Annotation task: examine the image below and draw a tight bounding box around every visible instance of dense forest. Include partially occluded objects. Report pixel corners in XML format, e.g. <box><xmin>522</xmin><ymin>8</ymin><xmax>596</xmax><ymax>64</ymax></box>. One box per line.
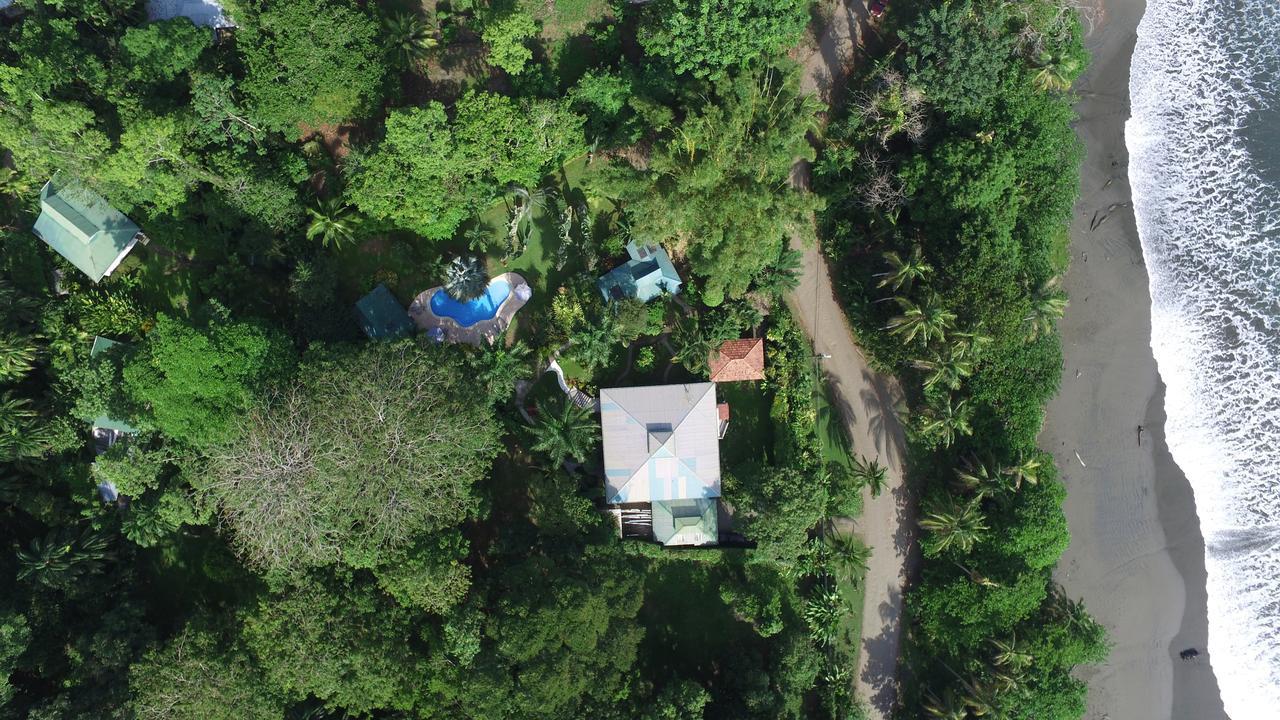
<box><xmin>816</xmin><ymin>1</ymin><xmax>1109</xmax><ymax>718</ymax></box>
<box><xmin>0</xmin><ymin>0</ymin><xmax>1103</xmax><ymax>718</ymax></box>
<box><xmin>0</xmin><ymin>0</ymin><xmax>870</xmax><ymax>718</ymax></box>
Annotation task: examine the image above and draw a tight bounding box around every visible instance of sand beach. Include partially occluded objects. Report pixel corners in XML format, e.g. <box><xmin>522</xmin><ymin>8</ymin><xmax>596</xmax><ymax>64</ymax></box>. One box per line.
<box><xmin>1040</xmin><ymin>0</ymin><xmax>1229</xmax><ymax>717</ymax></box>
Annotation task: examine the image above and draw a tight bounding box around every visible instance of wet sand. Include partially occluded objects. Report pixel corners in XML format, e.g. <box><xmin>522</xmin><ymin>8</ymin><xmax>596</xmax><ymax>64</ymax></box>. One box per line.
<box><xmin>1041</xmin><ymin>0</ymin><xmax>1229</xmax><ymax>717</ymax></box>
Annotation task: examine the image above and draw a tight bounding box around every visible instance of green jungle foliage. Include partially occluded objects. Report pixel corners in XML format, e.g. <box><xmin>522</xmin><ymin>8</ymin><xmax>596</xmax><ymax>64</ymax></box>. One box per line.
<box><xmin>815</xmin><ymin>0</ymin><xmax>1105</xmax><ymax>718</ymax></box>
<box><xmin>0</xmin><ymin>0</ymin><xmax>888</xmax><ymax>717</ymax></box>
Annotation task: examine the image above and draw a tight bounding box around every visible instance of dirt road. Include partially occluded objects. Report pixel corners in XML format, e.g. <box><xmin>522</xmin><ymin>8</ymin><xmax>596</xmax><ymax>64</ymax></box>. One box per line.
<box><xmin>788</xmin><ymin>3</ymin><xmax>915</xmax><ymax>717</ymax></box>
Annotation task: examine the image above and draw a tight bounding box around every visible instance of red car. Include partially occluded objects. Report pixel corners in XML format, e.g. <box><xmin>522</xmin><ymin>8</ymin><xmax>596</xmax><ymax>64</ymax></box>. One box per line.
<box><xmin>870</xmin><ymin>0</ymin><xmax>887</xmax><ymax>17</ymax></box>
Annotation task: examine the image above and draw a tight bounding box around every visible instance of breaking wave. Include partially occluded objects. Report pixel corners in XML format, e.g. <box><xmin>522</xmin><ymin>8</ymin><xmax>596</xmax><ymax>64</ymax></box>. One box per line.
<box><xmin>1127</xmin><ymin>0</ymin><xmax>1280</xmax><ymax>717</ymax></box>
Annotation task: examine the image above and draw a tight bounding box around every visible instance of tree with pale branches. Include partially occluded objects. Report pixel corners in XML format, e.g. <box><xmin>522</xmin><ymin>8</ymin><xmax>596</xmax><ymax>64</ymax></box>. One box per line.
<box><xmin>200</xmin><ymin>342</ymin><xmax>501</xmax><ymax>574</ymax></box>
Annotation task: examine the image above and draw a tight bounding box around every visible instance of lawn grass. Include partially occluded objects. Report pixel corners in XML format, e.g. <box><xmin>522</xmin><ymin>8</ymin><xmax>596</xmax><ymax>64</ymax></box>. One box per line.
<box><xmin>719</xmin><ymin>381</ymin><xmax>775</xmax><ymax>470</ymax></box>
<box><xmin>833</xmin><ymin>536</ymin><xmax>868</xmax><ymax>671</ymax></box>
<box><xmin>814</xmin><ymin>373</ymin><xmax>856</xmax><ymax>472</ymax></box>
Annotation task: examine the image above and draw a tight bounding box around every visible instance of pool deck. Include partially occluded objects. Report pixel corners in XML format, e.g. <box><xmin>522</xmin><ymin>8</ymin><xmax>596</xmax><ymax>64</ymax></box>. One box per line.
<box><xmin>407</xmin><ymin>272</ymin><xmax>530</xmax><ymax>346</ymax></box>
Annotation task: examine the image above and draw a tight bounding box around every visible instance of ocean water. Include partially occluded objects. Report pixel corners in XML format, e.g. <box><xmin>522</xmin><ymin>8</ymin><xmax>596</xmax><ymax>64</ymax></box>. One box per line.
<box><xmin>1126</xmin><ymin>0</ymin><xmax>1280</xmax><ymax>717</ymax></box>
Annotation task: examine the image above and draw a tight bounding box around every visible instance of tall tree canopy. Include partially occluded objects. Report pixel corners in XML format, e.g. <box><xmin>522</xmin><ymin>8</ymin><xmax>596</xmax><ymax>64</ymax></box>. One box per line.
<box><xmin>239</xmin><ymin>0</ymin><xmax>387</xmax><ymax>135</ymax></box>
<box><xmin>595</xmin><ymin>68</ymin><xmax>819</xmax><ymax>305</ymax></box>
<box><xmin>199</xmin><ymin>341</ymin><xmax>502</xmax><ymax>574</ymax></box>
<box><xmin>122</xmin><ymin>314</ymin><xmax>294</xmax><ymax>447</ymax></box>
<box><xmin>346</xmin><ymin>93</ymin><xmax>583</xmax><ymax>239</ymax></box>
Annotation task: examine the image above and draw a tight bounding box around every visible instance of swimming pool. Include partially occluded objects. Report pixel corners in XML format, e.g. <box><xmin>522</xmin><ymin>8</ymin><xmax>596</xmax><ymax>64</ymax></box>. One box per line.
<box><xmin>429</xmin><ymin>279</ymin><xmax>511</xmax><ymax>328</ymax></box>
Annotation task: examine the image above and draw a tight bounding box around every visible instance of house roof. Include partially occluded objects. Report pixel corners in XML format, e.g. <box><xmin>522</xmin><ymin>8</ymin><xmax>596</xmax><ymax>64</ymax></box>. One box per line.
<box><xmin>597</xmin><ymin>242</ymin><xmax>682</xmax><ymax>303</ymax></box>
<box><xmin>146</xmin><ymin>0</ymin><xmax>234</xmax><ymax>27</ymax></box>
<box><xmin>708</xmin><ymin>338</ymin><xmax>765</xmax><ymax>382</ymax></box>
<box><xmin>600</xmin><ymin>382</ymin><xmax>720</xmax><ymax>504</ymax></box>
<box><xmin>34</xmin><ymin>177</ymin><xmax>141</xmax><ymax>283</ymax></box>
<box><xmin>355</xmin><ymin>284</ymin><xmax>415</xmax><ymax>340</ymax></box>
<box><xmin>652</xmin><ymin>498</ymin><xmax>718</xmax><ymax>546</ymax></box>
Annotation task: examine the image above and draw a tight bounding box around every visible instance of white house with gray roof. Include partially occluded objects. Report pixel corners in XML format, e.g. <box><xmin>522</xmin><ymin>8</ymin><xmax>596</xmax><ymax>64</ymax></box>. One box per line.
<box><xmin>600</xmin><ymin>382</ymin><xmax>721</xmax><ymax>546</ymax></box>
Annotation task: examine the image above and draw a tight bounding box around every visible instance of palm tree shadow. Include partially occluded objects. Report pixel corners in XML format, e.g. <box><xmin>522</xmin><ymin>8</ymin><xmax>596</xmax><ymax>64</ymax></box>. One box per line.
<box><xmin>859</xmin><ymin>367</ymin><xmax>907</xmax><ymax>463</ymax></box>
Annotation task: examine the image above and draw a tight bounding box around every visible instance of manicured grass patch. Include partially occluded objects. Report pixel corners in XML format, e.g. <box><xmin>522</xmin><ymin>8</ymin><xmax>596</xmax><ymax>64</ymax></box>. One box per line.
<box><xmin>834</xmin><ymin>537</ymin><xmax>868</xmax><ymax>670</ymax></box>
<box><xmin>719</xmin><ymin>381</ymin><xmax>775</xmax><ymax>470</ymax></box>
<box><xmin>522</xmin><ymin>0</ymin><xmax>614</xmax><ymax>41</ymax></box>
<box><xmin>814</xmin><ymin>377</ymin><xmax>855</xmax><ymax>472</ymax></box>
<box><xmin>333</xmin><ymin>232</ymin><xmax>444</xmax><ymax>305</ymax></box>
<box><xmin>556</xmin><ymin>355</ymin><xmax>591</xmax><ymax>383</ymax></box>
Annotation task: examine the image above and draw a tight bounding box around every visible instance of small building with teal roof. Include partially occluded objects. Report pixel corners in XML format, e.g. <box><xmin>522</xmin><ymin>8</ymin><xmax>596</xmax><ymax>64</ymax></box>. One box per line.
<box><xmin>355</xmin><ymin>284</ymin><xmax>415</xmax><ymax>340</ymax></box>
<box><xmin>33</xmin><ymin>176</ymin><xmax>145</xmax><ymax>283</ymax></box>
<box><xmin>597</xmin><ymin>241</ymin><xmax>682</xmax><ymax>303</ymax></box>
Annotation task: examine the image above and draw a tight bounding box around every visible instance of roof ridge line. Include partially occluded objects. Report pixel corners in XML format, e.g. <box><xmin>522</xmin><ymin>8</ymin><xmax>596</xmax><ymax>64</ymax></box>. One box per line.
<box><xmin>615</xmin><ymin>383</ymin><xmax>715</xmax><ymax>499</ymax></box>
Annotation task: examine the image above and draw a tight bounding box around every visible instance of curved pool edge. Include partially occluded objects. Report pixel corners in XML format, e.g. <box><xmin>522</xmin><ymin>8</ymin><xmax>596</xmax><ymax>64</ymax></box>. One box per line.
<box><xmin>407</xmin><ymin>272</ymin><xmax>531</xmax><ymax>346</ymax></box>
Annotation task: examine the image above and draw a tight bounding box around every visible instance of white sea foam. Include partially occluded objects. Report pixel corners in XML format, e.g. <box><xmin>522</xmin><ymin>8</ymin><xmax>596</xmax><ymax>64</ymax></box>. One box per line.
<box><xmin>1127</xmin><ymin>1</ymin><xmax>1280</xmax><ymax>718</ymax></box>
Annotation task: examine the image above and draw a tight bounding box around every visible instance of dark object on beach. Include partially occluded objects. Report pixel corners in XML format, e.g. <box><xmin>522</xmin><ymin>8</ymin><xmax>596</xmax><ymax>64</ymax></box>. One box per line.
<box><xmin>1137</xmin><ymin>424</ymin><xmax>1145</xmax><ymax>446</ymax></box>
<box><xmin>1180</xmin><ymin>648</ymin><xmax>1200</xmax><ymax>661</ymax></box>
<box><xmin>870</xmin><ymin>0</ymin><xmax>887</xmax><ymax>17</ymax></box>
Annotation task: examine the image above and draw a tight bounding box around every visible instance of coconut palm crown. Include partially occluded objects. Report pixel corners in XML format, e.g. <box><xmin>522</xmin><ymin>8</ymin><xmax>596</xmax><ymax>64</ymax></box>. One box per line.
<box><xmin>443</xmin><ymin>256</ymin><xmax>489</xmax><ymax>302</ymax></box>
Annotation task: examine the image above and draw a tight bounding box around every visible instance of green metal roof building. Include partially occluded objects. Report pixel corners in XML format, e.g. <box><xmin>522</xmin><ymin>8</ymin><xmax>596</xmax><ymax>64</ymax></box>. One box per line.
<box><xmin>355</xmin><ymin>284</ymin><xmax>415</xmax><ymax>340</ymax></box>
<box><xmin>652</xmin><ymin>498</ymin><xmax>718</xmax><ymax>546</ymax></box>
<box><xmin>33</xmin><ymin>177</ymin><xmax>143</xmax><ymax>283</ymax></box>
<box><xmin>597</xmin><ymin>241</ymin><xmax>682</xmax><ymax>304</ymax></box>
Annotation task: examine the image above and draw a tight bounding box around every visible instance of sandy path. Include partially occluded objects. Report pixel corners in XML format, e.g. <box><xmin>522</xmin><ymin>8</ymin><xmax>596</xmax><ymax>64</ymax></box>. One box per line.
<box><xmin>1040</xmin><ymin>0</ymin><xmax>1229</xmax><ymax>717</ymax></box>
<box><xmin>790</xmin><ymin>3</ymin><xmax>913</xmax><ymax>717</ymax></box>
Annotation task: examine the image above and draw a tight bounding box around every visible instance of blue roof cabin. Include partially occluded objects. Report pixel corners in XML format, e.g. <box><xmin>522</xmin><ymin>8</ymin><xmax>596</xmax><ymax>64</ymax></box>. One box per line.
<box><xmin>597</xmin><ymin>241</ymin><xmax>681</xmax><ymax>303</ymax></box>
<box><xmin>355</xmin><ymin>284</ymin><xmax>415</xmax><ymax>340</ymax></box>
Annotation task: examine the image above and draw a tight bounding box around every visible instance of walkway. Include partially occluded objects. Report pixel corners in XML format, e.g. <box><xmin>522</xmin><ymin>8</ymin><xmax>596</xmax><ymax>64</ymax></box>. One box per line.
<box><xmin>789</xmin><ymin>2</ymin><xmax>915</xmax><ymax>718</ymax></box>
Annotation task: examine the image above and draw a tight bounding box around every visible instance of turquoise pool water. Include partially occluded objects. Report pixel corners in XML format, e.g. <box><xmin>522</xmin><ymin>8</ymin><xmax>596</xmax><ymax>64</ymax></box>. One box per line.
<box><xmin>430</xmin><ymin>279</ymin><xmax>511</xmax><ymax>328</ymax></box>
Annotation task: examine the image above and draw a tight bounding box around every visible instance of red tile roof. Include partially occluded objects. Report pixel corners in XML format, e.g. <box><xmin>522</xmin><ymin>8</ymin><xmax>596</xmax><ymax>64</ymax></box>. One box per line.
<box><xmin>708</xmin><ymin>338</ymin><xmax>765</xmax><ymax>382</ymax></box>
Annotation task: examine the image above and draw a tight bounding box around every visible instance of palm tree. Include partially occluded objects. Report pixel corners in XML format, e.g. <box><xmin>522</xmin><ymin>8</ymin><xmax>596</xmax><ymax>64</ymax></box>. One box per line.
<box><xmin>1024</xmin><ymin>278</ymin><xmax>1067</xmax><ymax>340</ymax></box>
<box><xmin>16</xmin><ymin>526</ymin><xmax>110</xmax><ymax>590</ymax></box>
<box><xmin>949</xmin><ymin>328</ymin><xmax>993</xmax><ymax>362</ymax></box>
<box><xmin>671</xmin><ymin>316</ymin><xmax>712</xmax><ymax>373</ymax></box>
<box><xmin>1033</xmin><ymin>51</ymin><xmax>1081</xmax><ymax>92</ymax></box>
<box><xmin>826</xmin><ymin>532</ymin><xmax>871</xmax><ymax>577</ymax></box>
<box><xmin>990</xmin><ymin>634</ymin><xmax>1034</xmax><ymax>675</ymax></box>
<box><xmin>306</xmin><ymin>197</ymin><xmax>361</xmax><ymax>249</ymax></box>
<box><xmin>802</xmin><ymin>589</ymin><xmax>843</xmax><ymax>646</ymax></box>
<box><xmin>887</xmin><ymin>293</ymin><xmax>954</xmax><ymax>346</ymax></box>
<box><xmin>0</xmin><ymin>332</ymin><xmax>37</xmax><ymax>384</ymax></box>
<box><xmin>922</xmin><ymin>688</ymin><xmax>968</xmax><ymax>720</ymax></box>
<box><xmin>952</xmin><ymin>456</ymin><xmax>1003</xmax><ymax>500</ymax></box>
<box><xmin>479</xmin><ymin>341</ymin><xmax>533</xmax><ymax>390</ymax></box>
<box><xmin>753</xmin><ymin>247</ymin><xmax>803</xmax><ymax>297</ymax></box>
<box><xmin>569</xmin><ymin>320</ymin><xmax>616</xmax><ymax>371</ymax></box>
<box><xmin>876</xmin><ymin>245</ymin><xmax>932</xmax><ymax>293</ymax></box>
<box><xmin>444</xmin><ymin>256</ymin><xmax>489</xmax><ymax>302</ymax></box>
<box><xmin>919</xmin><ymin>493</ymin><xmax>988</xmax><ymax>556</ymax></box>
<box><xmin>917</xmin><ymin>394</ymin><xmax>974</xmax><ymax>448</ymax></box>
<box><xmin>527</xmin><ymin>396</ymin><xmax>599</xmax><ymax>465</ymax></box>
<box><xmin>0</xmin><ymin>392</ymin><xmax>53</xmax><ymax>462</ymax></box>
<box><xmin>913</xmin><ymin>352</ymin><xmax>974</xmax><ymax>392</ymax></box>
<box><xmin>851</xmin><ymin>454</ymin><xmax>888</xmax><ymax>498</ymax></box>
<box><xmin>1002</xmin><ymin>452</ymin><xmax>1042</xmax><ymax>492</ymax></box>
<box><xmin>506</xmin><ymin>185</ymin><xmax>555</xmax><ymax>257</ymax></box>
<box><xmin>383</xmin><ymin>11</ymin><xmax>439</xmax><ymax>68</ymax></box>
